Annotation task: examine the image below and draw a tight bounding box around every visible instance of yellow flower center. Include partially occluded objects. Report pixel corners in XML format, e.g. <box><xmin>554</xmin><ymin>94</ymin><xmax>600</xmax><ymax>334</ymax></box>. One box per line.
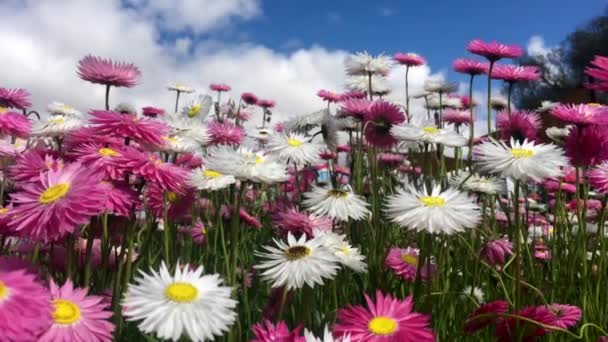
<box><xmin>203</xmin><ymin>170</ymin><xmax>222</xmax><ymax>178</ymax></box>
<box><xmin>328</xmin><ymin>189</ymin><xmax>349</xmax><ymax>198</ymax></box>
<box><xmin>201</xmin><ymin>226</ymin><xmax>207</xmax><ymax>234</ymax></box>
<box><xmin>340</xmin><ymin>246</ymin><xmax>351</xmax><ymax>254</ymax></box>
<box><xmin>420</xmin><ymin>196</ymin><xmax>446</xmax><ymax>207</ymax></box>
<box><xmin>62</xmin><ymin>105</ymin><xmax>74</xmax><ymax>111</ymax></box>
<box><xmin>0</xmin><ymin>107</ymin><xmax>7</xmax><ymax>114</ymax></box>
<box><xmin>165</xmin><ymin>282</ymin><xmax>198</xmax><ymax>303</ymax></box>
<box><xmin>187</xmin><ymin>104</ymin><xmax>201</xmax><ymax>118</ymax></box>
<box><xmin>0</xmin><ymin>207</ymin><xmax>9</xmax><ymax>215</ymax></box>
<box><xmin>287</xmin><ymin>138</ymin><xmax>303</xmax><ymax>147</ymax></box>
<box><xmin>255</xmin><ymin>156</ymin><xmax>264</xmax><ymax>164</ymax></box>
<box><xmin>163</xmin><ymin>136</ymin><xmax>178</xmax><ymax>144</ymax></box>
<box><xmin>510</xmin><ymin>148</ymin><xmax>534</xmax><ymax>158</ymax></box>
<box><xmin>422</xmin><ymin>127</ymin><xmax>439</xmax><ymax>135</ymax></box>
<box><xmin>52</xmin><ymin>299</ymin><xmax>81</xmax><ymax>325</ymax></box>
<box><xmin>39</xmin><ymin>183</ymin><xmax>70</xmax><ymax>204</ymax></box>
<box><xmin>0</xmin><ymin>280</ymin><xmax>8</xmax><ymax>301</ymax></box>
<box><xmin>588</xmin><ymin>103</ymin><xmax>602</xmax><ymax>107</ymax></box>
<box><xmin>401</xmin><ymin>254</ymin><xmax>418</xmax><ymax>266</ymax></box>
<box><xmin>49</xmin><ymin>117</ymin><xmax>65</xmax><ymax>124</ymax></box>
<box><xmin>368</xmin><ymin>316</ymin><xmax>398</xmax><ymax>336</ymax></box>
<box><xmin>98</xmin><ymin>147</ymin><xmax>120</xmax><ymax>158</ymax></box>
<box><xmin>167</xmin><ymin>192</ymin><xmax>178</xmax><ymax>202</ymax></box>
<box><xmin>284</xmin><ymin>245</ymin><xmax>311</xmax><ymax>260</ymax></box>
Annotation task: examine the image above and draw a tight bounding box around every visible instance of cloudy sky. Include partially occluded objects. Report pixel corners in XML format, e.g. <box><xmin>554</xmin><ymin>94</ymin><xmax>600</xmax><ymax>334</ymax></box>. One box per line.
<box><xmin>1</xmin><ymin>0</ymin><xmax>605</xmax><ymax>131</ymax></box>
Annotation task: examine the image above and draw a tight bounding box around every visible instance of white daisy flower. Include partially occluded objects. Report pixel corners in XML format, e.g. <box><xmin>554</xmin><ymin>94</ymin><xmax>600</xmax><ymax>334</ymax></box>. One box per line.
<box><xmin>305</xmin><ymin>326</ymin><xmax>351</xmax><ymax>342</ymax></box>
<box><xmin>254</xmin><ymin>232</ymin><xmax>340</xmax><ymax>289</ymax></box>
<box><xmin>188</xmin><ymin>166</ymin><xmax>237</xmax><ymax>191</ymax></box>
<box><xmin>167</xmin><ymin>83</ymin><xmax>195</xmax><ymax>93</ymax></box>
<box><xmin>384</xmin><ymin>184</ymin><xmax>481</xmax><ymax>234</ymax></box>
<box><xmin>251</xmin><ymin>127</ymin><xmax>273</xmax><ymax>142</ymax></box>
<box><xmin>423</xmin><ymin>79</ymin><xmax>458</xmax><ymax>93</ymax></box>
<box><xmin>31</xmin><ymin>115</ymin><xmax>83</xmax><ymax>137</ymax></box>
<box><xmin>474</xmin><ymin>138</ymin><xmax>568</xmax><ymax>181</ymax></box>
<box><xmin>444</xmin><ymin>96</ymin><xmax>463</xmax><ymax>109</ymax></box>
<box><xmin>545</xmin><ymin>125</ymin><xmax>572</xmax><ymax>144</ymax></box>
<box><xmin>315</xmin><ymin>232</ymin><xmax>367</xmax><ymax>273</ymax></box>
<box><xmin>164</xmin><ymin>114</ymin><xmax>210</xmax><ymax>146</ymax></box>
<box><xmin>346</xmin><ymin>75</ymin><xmax>390</xmax><ymax>95</ymax></box>
<box><xmin>538</xmin><ymin>100</ymin><xmax>558</xmax><ymax>113</ymax></box>
<box><xmin>391</xmin><ymin>120</ymin><xmax>467</xmax><ymax>147</ymax></box>
<box><xmin>159</xmin><ymin>135</ymin><xmax>200</xmax><ymax>153</ymax></box>
<box><xmin>122</xmin><ymin>262</ymin><xmax>236</xmax><ymax>342</ymax></box>
<box><xmin>344</xmin><ymin>52</ymin><xmax>392</xmax><ymax>76</ymax></box>
<box><xmin>284</xmin><ymin>109</ymin><xmax>327</xmax><ymax>131</ymax></box>
<box><xmin>268</xmin><ymin>132</ymin><xmax>322</xmax><ymax>166</ymax></box>
<box><xmin>205</xmin><ymin>145</ymin><xmax>289</xmax><ymax>184</ymax></box>
<box><xmin>461</xmin><ymin>286</ymin><xmax>485</xmax><ymax>304</ymax></box>
<box><xmin>181</xmin><ymin>94</ymin><xmax>212</xmax><ymax>119</ymax></box>
<box><xmin>450</xmin><ymin>171</ymin><xmax>507</xmax><ymax>195</ymax></box>
<box><xmin>302</xmin><ymin>186</ymin><xmax>370</xmax><ymax>222</ymax></box>
<box><xmin>47</xmin><ymin>101</ymin><xmax>82</xmax><ymax>118</ymax></box>
<box><xmin>490</xmin><ymin>96</ymin><xmax>508</xmax><ymax>110</ymax></box>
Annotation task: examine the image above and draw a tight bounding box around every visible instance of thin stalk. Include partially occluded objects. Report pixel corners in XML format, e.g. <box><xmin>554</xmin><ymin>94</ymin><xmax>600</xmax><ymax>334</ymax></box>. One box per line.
<box><xmin>486</xmin><ymin>61</ymin><xmax>495</xmax><ymax>136</ymax></box>
<box><xmin>467</xmin><ymin>74</ymin><xmax>475</xmax><ymax>168</ymax></box>
<box><xmin>105</xmin><ymin>84</ymin><xmax>111</xmax><ymax>111</ymax></box>
<box><xmin>174</xmin><ymin>90</ymin><xmax>181</xmax><ymax>113</ymax></box>
<box><xmin>405</xmin><ymin>66</ymin><xmax>410</xmax><ymax>119</ymax></box>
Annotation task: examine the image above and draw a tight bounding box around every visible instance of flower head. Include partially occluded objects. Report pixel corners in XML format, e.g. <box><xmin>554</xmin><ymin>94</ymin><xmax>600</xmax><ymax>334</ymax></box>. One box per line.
<box><xmin>453</xmin><ymin>58</ymin><xmax>489</xmax><ymax>75</ymax></box>
<box><xmin>497</xmin><ymin>110</ymin><xmax>541</xmax><ymax>142</ymax></box>
<box><xmin>142</xmin><ymin>106</ymin><xmax>165</xmax><ymax>117</ymax></box>
<box><xmin>317</xmin><ymin>89</ymin><xmax>342</xmax><ymax>103</ymax></box>
<box><xmin>340</xmin><ymin>98</ymin><xmax>371</xmax><ymax>120</ymax></box>
<box><xmin>565</xmin><ymin>125</ymin><xmax>608</xmax><ymax>166</ymax></box>
<box><xmin>302</xmin><ymin>186</ymin><xmax>370</xmax><ymax>222</ymax></box>
<box><xmin>268</xmin><ymin>132</ymin><xmax>322</xmax><ymax>165</ymax></box>
<box><xmin>391</xmin><ymin>120</ymin><xmax>467</xmax><ymax>147</ymax></box>
<box><xmin>345</xmin><ymin>52</ymin><xmax>392</xmax><ymax>76</ymax></box>
<box><xmin>251</xmin><ymin>320</ymin><xmax>304</xmax><ymax>342</ymax></box>
<box><xmin>188</xmin><ymin>166</ymin><xmax>237</xmax><ymax>191</ymax></box>
<box><xmin>181</xmin><ymin>94</ymin><xmax>212</xmax><ymax>119</ymax></box>
<box><xmin>167</xmin><ymin>83</ymin><xmax>194</xmax><ymax>93</ymax></box>
<box><xmin>0</xmin><ymin>109</ymin><xmax>31</xmax><ymax>138</ymax></box>
<box><xmin>346</xmin><ymin>75</ymin><xmax>391</xmax><ymax>96</ymax></box>
<box><xmin>209</xmin><ymin>83</ymin><xmax>231</xmax><ymax>92</ymax></box>
<box><xmin>464</xmin><ymin>300</ymin><xmax>509</xmax><ymax>333</ymax></box>
<box><xmin>241</xmin><ymin>92</ymin><xmax>259</xmax><ymax>105</ymax></box>
<box><xmin>272</xmin><ymin>207</ymin><xmax>333</xmax><ymax>237</ymax></box>
<box><xmin>385</xmin><ymin>247</ymin><xmax>433</xmax><ymax>282</ymax></box>
<box><xmin>89</xmin><ymin>110</ymin><xmax>168</xmax><ymax>146</ymax></box>
<box><xmin>588</xmin><ymin>162</ymin><xmax>608</xmax><ymax>193</ymax></box>
<box><xmin>77</xmin><ymin>55</ymin><xmax>140</xmax><ymax>87</ymax></box>
<box><xmin>491</xmin><ymin>64</ymin><xmax>541</xmax><ymax>82</ymax></box>
<box><xmin>393</xmin><ymin>52</ymin><xmax>426</xmax><ymax>67</ymax></box>
<box><xmin>480</xmin><ymin>238</ymin><xmax>513</xmax><ymax>266</ymax></box>
<box><xmin>443</xmin><ymin>109</ymin><xmax>472</xmax><ymax>125</ymax></box>
<box><xmin>115</xmin><ymin>147</ymin><xmax>188</xmax><ymax>193</ymax></box>
<box><xmin>257</xmin><ymin>99</ymin><xmax>275</xmax><ymax>108</ymax></box>
<box><xmin>584</xmin><ymin>55</ymin><xmax>608</xmax><ymax>92</ymax></box>
<box><xmin>545</xmin><ymin>304</ymin><xmax>581</xmax><ymax>329</ymax></box>
<box><xmin>364</xmin><ymin>100</ymin><xmax>405</xmax><ymax>148</ymax></box>
<box><xmin>0</xmin><ymin>88</ymin><xmax>31</xmax><ymax>109</ymax></box>
<box><xmin>208</xmin><ymin>120</ymin><xmax>245</xmax><ymax>145</ymax></box>
<box><xmin>467</xmin><ymin>39</ymin><xmax>523</xmax><ymax>62</ymax></box>
<box><xmin>550</xmin><ymin>103</ymin><xmax>608</xmax><ymax>126</ymax></box>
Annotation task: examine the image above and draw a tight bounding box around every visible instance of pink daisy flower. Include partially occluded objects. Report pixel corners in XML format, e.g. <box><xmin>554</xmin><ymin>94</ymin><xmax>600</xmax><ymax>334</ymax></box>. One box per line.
<box><xmin>100</xmin><ymin>181</ymin><xmax>140</xmax><ymax>217</ymax></box>
<box><xmin>543</xmin><ymin>180</ymin><xmax>577</xmax><ymax>194</ymax></box>
<box><xmin>221</xmin><ymin>205</ymin><xmax>262</xmax><ymax>229</ymax></box>
<box><xmin>257</xmin><ymin>99</ymin><xmax>275</xmax><ymax>109</ymax></box>
<box><xmin>71</xmin><ymin>143</ymin><xmax>125</xmax><ymax>180</ymax></box>
<box><xmin>565</xmin><ymin>126</ymin><xmax>608</xmax><ymax>167</ymax></box>
<box><xmin>467</xmin><ymin>39</ymin><xmax>523</xmax><ymax>62</ymax></box>
<box><xmin>65</xmin><ymin>126</ymin><xmax>124</xmax><ymax>151</ymax></box>
<box><xmin>39</xmin><ymin>279</ymin><xmax>114</xmax><ymax>342</ymax></box>
<box><xmin>460</xmin><ymin>95</ymin><xmax>475</xmax><ymax>109</ymax></box>
<box><xmin>334</xmin><ymin>290</ymin><xmax>435</xmax><ymax>341</ymax></box>
<box><xmin>443</xmin><ymin>109</ymin><xmax>472</xmax><ymax>126</ymax></box>
<box><xmin>146</xmin><ymin>181</ymin><xmax>195</xmax><ymax>219</ymax></box>
<box><xmin>180</xmin><ymin>220</ymin><xmax>207</xmax><ymax>245</ymax></box>
<box><xmin>115</xmin><ymin>148</ymin><xmax>188</xmax><ymax>193</ymax></box>
<box><xmin>0</xmin><ymin>109</ymin><xmax>32</xmax><ymax>138</ymax></box>
<box><xmin>272</xmin><ymin>207</ymin><xmax>333</xmax><ymax>237</ymax></box>
<box><xmin>464</xmin><ymin>300</ymin><xmax>509</xmax><ymax>333</ymax></box>
<box><xmin>588</xmin><ymin>162</ymin><xmax>608</xmax><ymax>193</ymax></box>
<box><xmin>340</xmin><ymin>98</ymin><xmax>372</xmax><ymax>120</ymax></box>
<box><xmin>142</xmin><ymin>106</ymin><xmax>165</xmax><ymax>117</ymax></box>
<box><xmin>496</xmin><ymin>110</ymin><xmax>540</xmax><ymax>142</ymax></box>
<box><xmin>585</xmin><ymin>55</ymin><xmax>608</xmax><ymax>92</ymax></box>
<box><xmin>550</xmin><ymin>103</ymin><xmax>608</xmax><ymax>126</ymax></box>
<box><xmin>319</xmin><ymin>150</ymin><xmax>338</xmax><ymax>160</ymax></box>
<box><xmin>251</xmin><ymin>320</ymin><xmax>304</xmax><ymax>342</ymax></box>
<box><xmin>495</xmin><ymin>306</ymin><xmax>553</xmax><ymax>342</ymax></box>
<box><xmin>9</xmin><ymin>150</ymin><xmax>64</xmax><ymax>183</ymax></box>
<box><xmin>89</xmin><ymin>110</ymin><xmax>168</xmax><ymax>146</ymax></box>
<box><xmin>491</xmin><ymin>64</ymin><xmax>541</xmax><ymax>82</ymax></box>
<box><xmin>533</xmin><ymin>242</ymin><xmax>552</xmax><ymax>260</ymax></box>
<box><xmin>208</xmin><ymin>120</ymin><xmax>245</xmax><ymax>145</ymax></box>
<box><xmin>337</xmin><ymin>144</ymin><xmax>352</xmax><ymax>153</ymax></box>
<box><xmin>545</xmin><ymin>304</ymin><xmax>581</xmax><ymax>329</ymax></box>
<box><xmin>480</xmin><ymin>238</ymin><xmax>513</xmax><ymax>266</ymax></box>
<box><xmin>385</xmin><ymin>247</ymin><xmax>434</xmax><ymax>282</ymax></box>
<box><xmin>393</xmin><ymin>52</ymin><xmax>426</xmax><ymax>66</ymax></box>
<box><xmin>77</xmin><ymin>54</ymin><xmax>140</xmax><ymax>87</ymax></box>
<box><xmin>209</xmin><ymin>83</ymin><xmax>231</xmax><ymax>92</ymax></box>
<box><xmin>175</xmin><ymin>153</ymin><xmax>204</xmax><ymax>170</ymax></box>
<box><xmin>364</xmin><ymin>100</ymin><xmax>405</xmax><ymax>148</ymax></box>
<box><xmin>9</xmin><ymin>162</ymin><xmax>106</xmax><ymax>242</ymax></box>
<box><xmin>453</xmin><ymin>58</ymin><xmax>489</xmax><ymax>75</ymax></box>
<box><xmin>0</xmin><ymin>268</ymin><xmax>53</xmax><ymax>341</ymax></box>
<box><xmin>340</xmin><ymin>90</ymin><xmax>367</xmax><ymax>100</ymax></box>
<box><xmin>241</xmin><ymin>92</ymin><xmax>259</xmax><ymax>105</ymax></box>
<box><xmin>317</xmin><ymin>89</ymin><xmax>342</xmax><ymax>103</ymax></box>
<box><xmin>377</xmin><ymin>152</ymin><xmax>405</xmax><ymax>166</ymax></box>
<box><xmin>0</xmin><ymin>88</ymin><xmax>32</xmax><ymax>109</ymax></box>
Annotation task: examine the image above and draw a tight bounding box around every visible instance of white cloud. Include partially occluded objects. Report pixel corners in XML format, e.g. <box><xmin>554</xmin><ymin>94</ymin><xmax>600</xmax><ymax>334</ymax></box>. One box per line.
<box><xmin>0</xmin><ymin>0</ymin><xmax>439</xmax><ymax>128</ymax></box>
<box><xmin>527</xmin><ymin>35</ymin><xmax>550</xmax><ymax>57</ymax></box>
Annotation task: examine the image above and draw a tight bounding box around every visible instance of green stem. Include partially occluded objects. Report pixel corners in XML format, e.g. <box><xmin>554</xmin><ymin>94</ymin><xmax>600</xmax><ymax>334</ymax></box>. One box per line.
<box><xmin>467</xmin><ymin>75</ymin><xmax>475</xmax><ymax>168</ymax></box>
<box><xmin>105</xmin><ymin>84</ymin><xmax>111</xmax><ymax>111</ymax></box>
<box><xmin>486</xmin><ymin>61</ymin><xmax>495</xmax><ymax>136</ymax></box>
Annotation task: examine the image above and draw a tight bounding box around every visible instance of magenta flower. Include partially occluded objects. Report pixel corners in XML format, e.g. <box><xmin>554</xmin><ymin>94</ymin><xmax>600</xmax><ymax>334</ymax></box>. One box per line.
<box><xmin>495</xmin><ymin>306</ymin><xmax>553</xmax><ymax>342</ymax></box>
<box><xmin>0</xmin><ymin>109</ymin><xmax>32</xmax><ymax>138</ymax></box>
<box><xmin>142</xmin><ymin>106</ymin><xmax>165</xmax><ymax>117</ymax></box>
<box><xmin>0</xmin><ymin>88</ymin><xmax>32</xmax><ymax>109</ymax></box>
<box><xmin>77</xmin><ymin>55</ymin><xmax>140</xmax><ymax>88</ymax></box>
<box><xmin>209</xmin><ymin>83</ymin><xmax>231</xmax><ymax>92</ymax></box>
<box><xmin>443</xmin><ymin>109</ymin><xmax>472</xmax><ymax>126</ymax></box>
<box><xmin>115</xmin><ymin>147</ymin><xmax>188</xmax><ymax>193</ymax></box>
<box><xmin>89</xmin><ymin>110</ymin><xmax>168</xmax><ymax>146</ymax></box>
<box><xmin>241</xmin><ymin>92</ymin><xmax>259</xmax><ymax>105</ymax></box>
<box><xmin>340</xmin><ymin>98</ymin><xmax>372</xmax><ymax>120</ymax></box>
<box><xmin>588</xmin><ymin>162</ymin><xmax>608</xmax><ymax>193</ymax></box>
<box><xmin>393</xmin><ymin>52</ymin><xmax>426</xmax><ymax>66</ymax></box>
<box><xmin>585</xmin><ymin>55</ymin><xmax>608</xmax><ymax>92</ymax></box>
<box><xmin>221</xmin><ymin>205</ymin><xmax>262</xmax><ymax>229</ymax></box>
<box><xmin>496</xmin><ymin>110</ymin><xmax>540</xmax><ymax>142</ymax></box>
<box><xmin>543</xmin><ymin>179</ymin><xmax>577</xmax><ymax>194</ymax></box>
<box><xmin>460</xmin><ymin>95</ymin><xmax>475</xmax><ymax>109</ymax></box>
<box><xmin>334</xmin><ymin>290</ymin><xmax>435</xmax><ymax>341</ymax></box>
<box><xmin>550</xmin><ymin>103</ymin><xmax>608</xmax><ymax>126</ymax></box>
<box><xmin>257</xmin><ymin>99</ymin><xmax>275</xmax><ymax>108</ymax></box>
<box><xmin>377</xmin><ymin>152</ymin><xmax>405</xmax><ymax>166</ymax></box>
<box><xmin>317</xmin><ymin>89</ymin><xmax>342</xmax><ymax>103</ymax></box>
<box><xmin>100</xmin><ymin>181</ymin><xmax>140</xmax><ymax>217</ymax></box>
<box><xmin>71</xmin><ymin>143</ymin><xmax>125</xmax><ymax>180</ymax></box>
<box><xmin>0</xmin><ymin>268</ymin><xmax>53</xmax><ymax>341</ymax></box>
<box><xmin>181</xmin><ymin>220</ymin><xmax>207</xmax><ymax>245</ymax></box>
<box><xmin>208</xmin><ymin>120</ymin><xmax>245</xmax><ymax>146</ymax></box>
<box><xmin>364</xmin><ymin>100</ymin><xmax>405</xmax><ymax>148</ymax></box>
<box><xmin>534</xmin><ymin>242</ymin><xmax>552</xmax><ymax>260</ymax></box>
<box><xmin>453</xmin><ymin>58</ymin><xmax>489</xmax><ymax>75</ymax></box>
<box><xmin>9</xmin><ymin>150</ymin><xmax>63</xmax><ymax>184</ymax></box>
<box><xmin>565</xmin><ymin>126</ymin><xmax>608</xmax><ymax>167</ymax></box>
<box><xmin>340</xmin><ymin>90</ymin><xmax>367</xmax><ymax>100</ymax></box>
<box><xmin>385</xmin><ymin>247</ymin><xmax>434</xmax><ymax>282</ymax></box>
<box><xmin>251</xmin><ymin>320</ymin><xmax>304</xmax><ymax>342</ymax></box>
<box><xmin>272</xmin><ymin>207</ymin><xmax>333</xmax><ymax>237</ymax></box>
<box><xmin>464</xmin><ymin>300</ymin><xmax>509</xmax><ymax>333</ymax></box>
<box><xmin>491</xmin><ymin>64</ymin><xmax>541</xmax><ymax>82</ymax></box>
<box><xmin>146</xmin><ymin>181</ymin><xmax>195</xmax><ymax>219</ymax></box>
<box><xmin>467</xmin><ymin>39</ymin><xmax>523</xmax><ymax>62</ymax></box>
<box><xmin>39</xmin><ymin>279</ymin><xmax>114</xmax><ymax>342</ymax></box>
<box><xmin>65</xmin><ymin>126</ymin><xmax>124</xmax><ymax>151</ymax></box>
<box><xmin>9</xmin><ymin>162</ymin><xmax>105</xmax><ymax>242</ymax></box>
<box><xmin>480</xmin><ymin>238</ymin><xmax>513</xmax><ymax>266</ymax></box>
